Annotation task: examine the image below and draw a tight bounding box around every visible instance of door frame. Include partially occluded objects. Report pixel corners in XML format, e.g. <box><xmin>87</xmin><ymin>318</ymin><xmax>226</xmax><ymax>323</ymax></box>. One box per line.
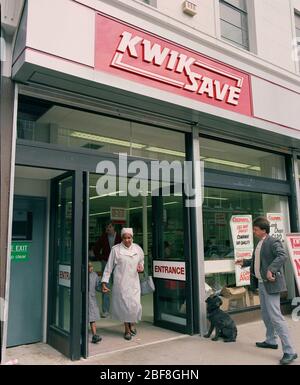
<box><xmin>152</xmin><ymin>184</ymin><xmax>194</xmax><ymax>335</ymax></box>
<box><xmin>47</xmin><ymin>170</ymin><xmax>83</xmax><ymax>360</ymax></box>
<box><xmin>81</xmin><ymin>172</ymin><xmax>89</xmax><ymax>359</ymax></box>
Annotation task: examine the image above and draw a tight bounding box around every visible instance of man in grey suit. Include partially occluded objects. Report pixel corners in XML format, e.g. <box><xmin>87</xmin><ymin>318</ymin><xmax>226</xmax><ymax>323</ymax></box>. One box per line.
<box><xmin>236</xmin><ymin>216</ymin><xmax>297</xmax><ymax>365</ymax></box>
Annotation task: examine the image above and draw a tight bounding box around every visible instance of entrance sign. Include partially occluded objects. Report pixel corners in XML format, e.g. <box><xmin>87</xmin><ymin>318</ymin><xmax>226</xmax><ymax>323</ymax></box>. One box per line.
<box><xmin>58</xmin><ymin>265</ymin><xmax>71</xmax><ymax>288</ymax></box>
<box><xmin>285</xmin><ymin>234</ymin><xmax>300</xmax><ymax>294</ymax></box>
<box><xmin>230</xmin><ymin>215</ymin><xmax>253</xmax><ymax>286</ymax></box>
<box><xmin>153</xmin><ymin>260</ymin><xmax>186</xmax><ymax>281</ymax></box>
<box><xmin>11</xmin><ymin>241</ymin><xmax>30</xmax><ymax>262</ymax></box>
<box><xmin>267</xmin><ymin>213</ymin><xmax>285</xmax><ymax>242</ymax></box>
<box><xmin>95</xmin><ymin>14</ymin><xmax>252</xmax><ymax>116</ymax></box>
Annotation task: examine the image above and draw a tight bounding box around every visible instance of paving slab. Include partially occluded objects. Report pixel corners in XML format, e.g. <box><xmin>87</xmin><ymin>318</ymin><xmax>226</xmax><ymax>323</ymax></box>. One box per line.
<box><xmin>5</xmin><ymin>316</ymin><xmax>300</xmax><ymax>365</ymax></box>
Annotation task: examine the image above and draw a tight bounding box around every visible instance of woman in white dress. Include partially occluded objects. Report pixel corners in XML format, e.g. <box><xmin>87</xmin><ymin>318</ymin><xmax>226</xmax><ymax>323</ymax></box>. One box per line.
<box><xmin>101</xmin><ymin>228</ymin><xmax>144</xmax><ymax>340</ymax></box>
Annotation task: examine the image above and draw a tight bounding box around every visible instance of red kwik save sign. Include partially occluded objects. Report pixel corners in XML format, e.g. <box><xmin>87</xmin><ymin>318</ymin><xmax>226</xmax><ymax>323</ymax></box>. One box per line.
<box><xmin>95</xmin><ymin>14</ymin><xmax>252</xmax><ymax>116</ymax></box>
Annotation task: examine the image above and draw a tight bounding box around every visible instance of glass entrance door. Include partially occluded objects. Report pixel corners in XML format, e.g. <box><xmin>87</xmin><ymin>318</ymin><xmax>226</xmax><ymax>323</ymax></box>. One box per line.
<box><xmin>86</xmin><ymin>173</ymin><xmax>154</xmax><ymax>357</ymax></box>
<box><xmin>48</xmin><ymin>172</ymin><xmax>83</xmax><ymax>360</ymax></box>
<box><xmin>152</xmin><ymin>185</ymin><xmax>192</xmax><ymax>334</ymax></box>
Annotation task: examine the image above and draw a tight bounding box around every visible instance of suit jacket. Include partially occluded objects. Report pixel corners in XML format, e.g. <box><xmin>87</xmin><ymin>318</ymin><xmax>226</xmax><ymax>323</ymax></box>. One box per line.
<box><xmin>93</xmin><ymin>232</ymin><xmax>122</xmax><ymax>262</ymax></box>
<box><xmin>242</xmin><ymin>235</ymin><xmax>287</xmax><ymax>294</ymax></box>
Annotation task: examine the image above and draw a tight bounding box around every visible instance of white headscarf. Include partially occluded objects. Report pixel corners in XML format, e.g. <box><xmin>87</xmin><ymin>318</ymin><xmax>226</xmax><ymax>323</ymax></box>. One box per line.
<box><xmin>121</xmin><ymin>228</ymin><xmax>133</xmax><ymax>237</ymax></box>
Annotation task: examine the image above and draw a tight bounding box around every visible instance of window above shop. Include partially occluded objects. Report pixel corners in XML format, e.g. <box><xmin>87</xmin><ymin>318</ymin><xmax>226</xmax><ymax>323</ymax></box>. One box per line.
<box><xmin>219</xmin><ymin>0</ymin><xmax>249</xmax><ymax>50</ymax></box>
<box><xmin>17</xmin><ymin>95</ymin><xmax>185</xmax><ymax>162</ymax></box>
<box><xmin>200</xmin><ymin>137</ymin><xmax>286</xmax><ymax>181</ymax></box>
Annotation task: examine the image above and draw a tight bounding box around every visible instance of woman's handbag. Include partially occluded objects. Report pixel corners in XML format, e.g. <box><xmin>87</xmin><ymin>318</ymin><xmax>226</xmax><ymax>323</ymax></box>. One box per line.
<box><xmin>140</xmin><ymin>275</ymin><xmax>155</xmax><ymax>296</ymax></box>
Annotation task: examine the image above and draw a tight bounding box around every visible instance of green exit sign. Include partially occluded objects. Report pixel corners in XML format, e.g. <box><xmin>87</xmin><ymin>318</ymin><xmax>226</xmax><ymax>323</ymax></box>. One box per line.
<box><xmin>11</xmin><ymin>241</ymin><xmax>31</xmax><ymax>262</ymax></box>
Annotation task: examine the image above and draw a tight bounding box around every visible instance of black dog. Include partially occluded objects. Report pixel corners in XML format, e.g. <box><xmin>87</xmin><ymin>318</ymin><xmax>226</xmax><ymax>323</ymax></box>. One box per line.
<box><xmin>204</xmin><ymin>295</ymin><xmax>237</xmax><ymax>342</ymax></box>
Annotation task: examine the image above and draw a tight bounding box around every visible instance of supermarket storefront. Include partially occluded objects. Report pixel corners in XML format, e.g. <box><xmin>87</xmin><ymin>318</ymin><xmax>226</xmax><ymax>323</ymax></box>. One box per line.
<box><xmin>2</xmin><ymin>0</ymin><xmax>300</xmax><ymax>361</ymax></box>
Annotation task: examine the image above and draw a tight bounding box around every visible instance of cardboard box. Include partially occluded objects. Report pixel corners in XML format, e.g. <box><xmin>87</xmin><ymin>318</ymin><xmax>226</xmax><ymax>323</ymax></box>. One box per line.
<box><xmin>221</xmin><ymin>286</ymin><xmax>246</xmax><ymax>298</ymax></box>
<box><xmin>220</xmin><ymin>286</ymin><xmax>247</xmax><ymax>311</ymax></box>
<box><xmin>220</xmin><ymin>287</ymin><xmax>261</xmax><ymax>310</ymax></box>
<box><xmin>246</xmin><ymin>290</ymin><xmax>260</xmax><ymax>307</ymax></box>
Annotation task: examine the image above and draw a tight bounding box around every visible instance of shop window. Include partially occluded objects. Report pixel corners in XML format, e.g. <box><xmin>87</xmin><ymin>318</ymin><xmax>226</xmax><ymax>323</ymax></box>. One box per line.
<box><xmin>219</xmin><ymin>0</ymin><xmax>249</xmax><ymax>50</ymax></box>
<box><xmin>200</xmin><ymin>137</ymin><xmax>286</xmax><ymax>180</ymax></box>
<box><xmin>17</xmin><ymin>95</ymin><xmax>185</xmax><ymax>162</ymax></box>
<box><xmin>203</xmin><ymin>187</ymin><xmax>295</xmax><ymax>311</ymax></box>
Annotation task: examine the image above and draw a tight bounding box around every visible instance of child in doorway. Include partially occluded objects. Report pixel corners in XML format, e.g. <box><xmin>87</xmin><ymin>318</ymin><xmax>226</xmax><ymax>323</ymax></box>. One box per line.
<box><xmin>88</xmin><ymin>261</ymin><xmax>102</xmax><ymax>343</ymax></box>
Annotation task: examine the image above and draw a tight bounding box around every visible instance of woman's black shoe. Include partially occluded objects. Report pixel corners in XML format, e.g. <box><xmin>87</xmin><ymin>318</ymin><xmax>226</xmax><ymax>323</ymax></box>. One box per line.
<box><xmin>92</xmin><ymin>334</ymin><xmax>102</xmax><ymax>343</ymax></box>
<box><xmin>124</xmin><ymin>332</ymin><xmax>132</xmax><ymax>341</ymax></box>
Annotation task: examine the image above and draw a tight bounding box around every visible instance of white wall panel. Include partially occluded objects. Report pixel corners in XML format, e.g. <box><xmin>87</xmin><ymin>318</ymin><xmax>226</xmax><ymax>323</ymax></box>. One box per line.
<box><xmin>157</xmin><ymin>0</ymin><xmax>216</xmax><ymax>36</ymax></box>
<box><xmin>253</xmin><ymin>0</ymin><xmax>295</xmax><ymax>71</ymax></box>
<box><xmin>26</xmin><ymin>0</ymin><xmax>95</xmax><ymax>67</ymax></box>
<box><xmin>252</xmin><ymin>76</ymin><xmax>300</xmax><ymax>131</ymax></box>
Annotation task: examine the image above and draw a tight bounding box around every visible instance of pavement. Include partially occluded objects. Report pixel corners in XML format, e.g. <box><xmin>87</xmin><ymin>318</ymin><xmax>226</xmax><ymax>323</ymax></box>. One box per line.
<box><xmin>5</xmin><ymin>316</ymin><xmax>300</xmax><ymax>365</ymax></box>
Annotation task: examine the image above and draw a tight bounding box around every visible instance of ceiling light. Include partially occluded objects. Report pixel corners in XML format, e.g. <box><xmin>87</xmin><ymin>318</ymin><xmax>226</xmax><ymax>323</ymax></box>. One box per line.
<box><xmin>204</xmin><ymin>158</ymin><xmax>251</xmax><ymax>169</ymax></box>
<box><xmin>146</xmin><ymin>146</ymin><xmax>186</xmax><ymax>158</ymax></box>
<box><xmin>71</xmin><ymin>131</ymin><xmax>146</xmax><ymax>149</ymax></box>
<box><xmin>204</xmin><ymin>196</ymin><xmax>228</xmax><ymax>201</ymax></box>
<box><xmin>89</xmin><ymin>191</ymin><xmax>125</xmax><ymax>200</ymax></box>
<box><xmin>248</xmin><ymin>166</ymin><xmax>261</xmax><ymax>171</ymax></box>
<box><xmin>90</xmin><ymin>211</ymin><xmax>111</xmax><ymax>217</ymax></box>
<box><xmin>89</xmin><ymin>201</ymin><xmax>179</xmax><ymax>217</ymax></box>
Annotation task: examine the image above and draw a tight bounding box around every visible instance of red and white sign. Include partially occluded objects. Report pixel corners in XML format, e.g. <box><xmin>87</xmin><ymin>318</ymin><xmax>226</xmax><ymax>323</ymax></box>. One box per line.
<box><xmin>95</xmin><ymin>14</ymin><xmax>252</xmax><ymax>116</ymax></box>
<box><xmin>230</xmin><ymin>215</ymin><xmax>253</xmax><ymax>287</ymax></box>
<box><xmin>285</xmin><ymin>233</ymin><xmax>300</xmax><ymax>294</ymax></box>
<box><xmin>59</xmin><ymin>265</ymin><xmax>71</xmax><ymax>288</ymax></box>
<box><xmin>230</xmin><ymin>215</ymin><xmax>253</xmax><ymax>250</ymax></box>
<box><xmin>267</xmin><ymin>213</ymin><xmax>285</xmax><ymax>243</ymax></box>
<box><xmin>153</xmin><ymin>260</ymin><xmax>186</xmax><ymax>281</ymax></box>
<box><xmin>234</xmin><ymin>250</ymin><xmax>252</xmax><ymax>287</ymax></box>
<box><xmin>110</xmin><ymin>207</ymin><xmax>126</xmax><ymax>224</ymax></box>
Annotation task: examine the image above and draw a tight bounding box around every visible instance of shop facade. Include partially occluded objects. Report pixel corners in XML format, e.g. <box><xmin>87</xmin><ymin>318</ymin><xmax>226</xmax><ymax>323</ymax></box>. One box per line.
<box><xmin>1</xmin><ymin>0</ymin><xmax>300</xmax><ymax>362</ymax></box>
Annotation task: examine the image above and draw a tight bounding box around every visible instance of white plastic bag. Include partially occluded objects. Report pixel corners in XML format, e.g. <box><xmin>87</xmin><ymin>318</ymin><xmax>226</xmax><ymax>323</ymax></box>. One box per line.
<box><xmin>140</xmin><ymin>275</ymin><xmax>155</xmax><ymax>296</ymax></box>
